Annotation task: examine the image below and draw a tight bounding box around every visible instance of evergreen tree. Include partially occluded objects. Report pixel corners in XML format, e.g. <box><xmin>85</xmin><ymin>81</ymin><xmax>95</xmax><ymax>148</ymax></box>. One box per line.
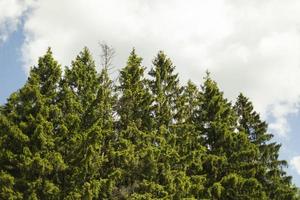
<box><xmin>194</xmin><ymin>74</ymin><xmax>266</xmax><ymax>199</ymax></box>
<box><xmin>172</xmin><ymin>80</ymin><xmax>208</xmax><ymax>198</ymax></box>
<box><xmin>57</xmin><ymin>47</ymin><xmax>116</xmax><ymax>199</ymax></box>
<box><xmin>148</xmin><ymin>51</ymin><xmax>181</xmax><ymax>129</ymax></box>
<box><xmin>147</xmin><ymin>51</ymin><xmax>198</xmax><ymax>198</ymax></box>
<box><xmin>64</xmin><ymin>47</ymin><xmax>99</xmax><ymax>112</ymax></box>
<box><xmin>113</xmin><ymin>49</ymin><xmax>165</xmax><ymax>198</ymax></box>
<box><xmin>235</xmin><ymin>93</ymin><xmax>297</xmax><ymax>199</ymax></box>
<box><xmin>0</xmin><ymin>48</ymin><xmax>66</xmax><ymax>199</ymax></box>
<box><xmin>117</xmin><ymin>49</ymin><xmax>152</xmax><ymax>130</ymax></box>
<box><xmin>175</xmin><ymin>80</ymin><xmax>199</xmax><ymax>123</ymax></box>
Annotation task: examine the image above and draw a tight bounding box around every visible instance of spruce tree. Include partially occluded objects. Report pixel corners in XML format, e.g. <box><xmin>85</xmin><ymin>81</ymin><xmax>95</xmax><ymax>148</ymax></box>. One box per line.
<box><xmin>147</xmin><ymin>51</ymin><xmax>195</xmax><ymax>198</ymax></box>
<box><xmin>175</xmin><ymin>80</ymin><xmax>199</xmax><ymax>123</ymax></box>
<box><xmin>117</xmin><ymin>49</ymin><xmax>152</xmax><ymax>130</ymax></box>
<box><xmin>57</xmin><ymin>47</ymin><xmax>116</xmax><ymax>199</ymax></box>
<box><xmin>148</xmin><ymin>51</ymin><xmax>181</xmax><ymax>129</ymax></box>
<box><xmin>112</xmin><ymin>49</ymin><xmax>162</xmax><ymax>198</ymax></box>
<box><xmin>194</xmin><ymin>74</ymin><xmax>266</xmax><ymax>199</ymax></box>
<box><xmin>171</xmin><ymin>80</ymin><xmax>208</xmax><ymax>198</ymax></box>
<box><xmin>0</xmin><ymin>48</ymin><xmax>66</xmax><ymax>199</ymax></box>
<box><xmin>235</xmin><ymin>93</ymin><xmax>297</xmax><ymax>199</ymax></box>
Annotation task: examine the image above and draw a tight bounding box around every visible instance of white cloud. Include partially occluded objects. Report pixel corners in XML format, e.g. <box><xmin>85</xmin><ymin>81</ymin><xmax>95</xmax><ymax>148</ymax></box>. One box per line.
<box><xmin>21</xmin><ymin>0</ymin><xmax>300</xmax><ymax>136</ymax></box>
<box><xmin>291</xmin><ymin>156</ymin><xmax>300</xmax><ymax>175</ymax></box>
<box><xmin>0</xmin><ymin>0</ymin><xmax>32</xmax><ymax>43</ymax></box>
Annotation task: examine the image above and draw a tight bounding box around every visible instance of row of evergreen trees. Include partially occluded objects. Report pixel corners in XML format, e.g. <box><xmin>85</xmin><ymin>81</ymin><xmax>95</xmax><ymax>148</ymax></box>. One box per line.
<box><xmin>0</xmin><ymin>46</ymin><xmax>298</xmax><ymax>199</ymax></box>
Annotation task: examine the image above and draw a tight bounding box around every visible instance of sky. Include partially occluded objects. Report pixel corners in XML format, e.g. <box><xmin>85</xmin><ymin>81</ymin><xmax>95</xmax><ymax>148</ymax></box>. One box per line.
<box><xmin>1</xmin><ymin>0</ymin><xmax>300</xmax><ymax>186</ymax></box>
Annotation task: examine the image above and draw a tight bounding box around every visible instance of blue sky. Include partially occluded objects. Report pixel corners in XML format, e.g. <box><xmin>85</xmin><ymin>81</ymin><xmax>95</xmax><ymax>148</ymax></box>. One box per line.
<box><xmin>1</xmin><ymin>0</ymin><xmax>300</xmax><ymax>186</ymax></box>
<box><xmin>280</xmin><ymin>115</ymin><xmax>300</xmax><ymax>186</ymax></box>
<box><xmin>0</xmin><ymin>28</ymin><xmax>26</xmax><ymax>103</ymax></box>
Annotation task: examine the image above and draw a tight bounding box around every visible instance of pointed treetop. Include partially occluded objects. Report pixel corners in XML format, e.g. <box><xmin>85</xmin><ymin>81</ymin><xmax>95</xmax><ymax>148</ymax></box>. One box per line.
<box><xmin>131</xmin><ymin>47</ymin><xmax>136</xmax><ymax>54</ymax></box>
<box><xmin>205</xmin><ymin>70</ymin><xmax>211</xmax><ymax>79</ymax></box>
<box><xmin>153</xmin><ymin>50</ymin><xmax>172</xmax><ymax>66</ymax></box>
<box><xmin>47</xmin><ymin>46</ymin><xmax>52</xmax><ymax>54</ymax></box>
<box><xmin>33</xmin><ymin>46</ymin><xmax>58</xmax><ymax>76</ymax></box>
<box><xmin>126</xmin><ymin>48</ymin><xmax>142</xmax><ymax>66</ymax></box>
<box><xmin>74</xmin><ymin>46</ymin><xmax>94</xmax><ymax>65</ymax></box>
<box><xmin>150</xmin><ymin>50</ymin><xmax>178</xmax><ymax>84</ymax></box>
<box><xmin>27</xmin><ymin>47</ymin><xmax>62</xmax><ymax>97</ymax></box>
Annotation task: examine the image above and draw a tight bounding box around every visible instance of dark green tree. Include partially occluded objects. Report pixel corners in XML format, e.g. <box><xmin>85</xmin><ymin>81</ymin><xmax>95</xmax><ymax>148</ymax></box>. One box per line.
<box><xmin>148</xmin><ymin>51</ymin><xmax>181</xmax><ymax>129</ymax></box>
<box><xmin>112</xmin><ymin>50</ymin><xmax>166</xmax><ymax>198</ymax></box>
<box><xmin>175</xmin><ymin>80</ymin><xmax>199</xmax><ymax>123</ymax></box>
<box><xmin>235</xmin><ymin>93</ymin><xmax>297</xmax><ymax>199</ymax></box>
<box><xmin>117</xmin><ymin>49</ymin><xmax>152</xmax><ymax>130</ymax></box>
<box><xmin>0</xmin><ymin>48</ymin><xmax>67</xmax><ymax>199</ymax></box>
<box><xmin>147</xmin><ymin>52</ymin><xmax>199</xmax><ymax>199</ymax></box>
<box><xmin>194</xmin><ymin>74</ymin><xmax>267</xmax><ymax>199</ymax></box>
<box><xmin>57</xmin><ymin>47</ymin><xmax>117</xmax><ymax>199</ymax></box>
<box><xmin>171</xmin><ymin>80</ymin><xmax>208</xmax><ymax>198</ymax></box>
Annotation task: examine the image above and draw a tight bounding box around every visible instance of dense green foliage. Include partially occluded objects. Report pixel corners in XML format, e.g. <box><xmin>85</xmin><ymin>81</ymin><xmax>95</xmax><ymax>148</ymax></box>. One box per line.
<box><xmin>0</xmin><ymin>47</ymin><xmax>298</xmax><ymax>199</ymax></box>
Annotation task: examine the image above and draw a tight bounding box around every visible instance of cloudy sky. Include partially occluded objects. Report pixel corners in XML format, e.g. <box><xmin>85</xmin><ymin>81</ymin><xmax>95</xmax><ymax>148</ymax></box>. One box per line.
<box><xmin>1</xmin><ymin>0</ymin><xmax>300</xmax><ymax>186</ymax></box>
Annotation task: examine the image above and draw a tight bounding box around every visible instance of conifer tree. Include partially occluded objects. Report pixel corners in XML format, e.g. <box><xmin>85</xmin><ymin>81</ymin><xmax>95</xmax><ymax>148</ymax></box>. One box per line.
<box><xmin>57</xmin><ymin>47</ymin><xmax>116</xmax><ymax>199</ymax></box>
<box><xmin>90</xmin><ymin>67</ymin><xmax>119</xmax><ymax>199</ymax></box>
<box><xmin>171</xmin><ymin>80</ymin><xmax>208</xmax><ymax>198</ymax></box>
<box><xmin>148</xmin><ymin>51</ymin><xmax>181</xmax><ymax>129</ymax></box>
<box><xmin>117</xmin><ymin>49</ymin><xmax>152</xmax><ymax>130</ymax></box>
<box><xmin>147</xmin><ymin>51</ymin><xmax>196</xmax><ymax>198</ymax></box>
<box><xmin>64</xmin><ymin>47</ymin><xmax>99</xmax><ymax>113</ymax></box>
<box><xmin>112</xmin><ymin>49</ymin><xmax>163</xmax><ymax>198</ymax></box>
<box><xmin>235</xmin><ymin>93</ymin><xmax>297</xmax><ymax>199</ymax></box>
<box><xmin>194</xmin><ymin>74</ymin><xmax>266</xmax><ymax>199</ymax></box>
<box><xmin>175</xmin><ymin>80</ymin><xmax>199</xmax><ymax>123</ymax></box>
<box><xmin>0</xmin><ymin>48</ymin><xmax>66</xmax><ymax>199</ymax></box>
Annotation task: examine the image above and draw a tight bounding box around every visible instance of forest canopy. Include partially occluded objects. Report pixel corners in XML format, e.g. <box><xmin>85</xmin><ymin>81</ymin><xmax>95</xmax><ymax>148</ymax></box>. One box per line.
<box><xmin>0</xmin><ymin>46</ymin><xmax>298</xmax><ymax>199</ymax></box>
